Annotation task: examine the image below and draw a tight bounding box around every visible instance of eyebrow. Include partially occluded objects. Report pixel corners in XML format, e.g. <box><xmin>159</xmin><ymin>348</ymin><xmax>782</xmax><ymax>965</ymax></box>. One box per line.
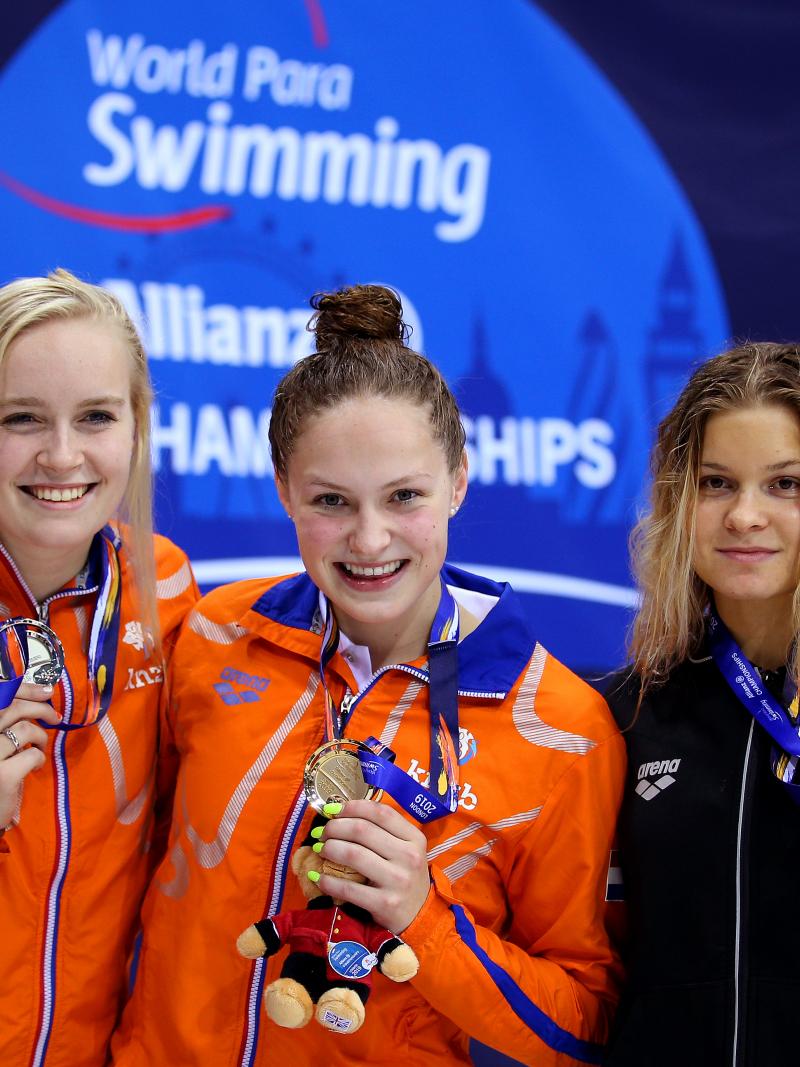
<box><xmin>701</xmin><ymin>460</ymin><xmax>800</xmax><ymax>472</ymax></box>
<box><xmin>0</xmin><ymin>395</ymin><xmax>127</xmax><ymax>408</ymax></box>
<box><xmin>307</xmin><ymin>471</ymin><xmax>435</xmax><ymax>492</ymax></box>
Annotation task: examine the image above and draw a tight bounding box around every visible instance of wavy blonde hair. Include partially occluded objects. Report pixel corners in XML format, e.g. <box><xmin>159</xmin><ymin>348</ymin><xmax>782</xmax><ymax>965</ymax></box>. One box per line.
<box><xmin>630</xmin><ymin>341</ymin><xmax>800</xmax><ymax>690</ymax></box>
<box><xmin>0</xmin><ymin>268</ymin><xmax>159</xmax><ymax>648</ymax></box>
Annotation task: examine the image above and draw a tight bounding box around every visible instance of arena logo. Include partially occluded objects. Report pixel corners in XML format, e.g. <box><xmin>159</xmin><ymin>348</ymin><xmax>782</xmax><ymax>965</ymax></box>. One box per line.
<box><xmin>103</xmin><ymin>277</ymin><xmax>424</xmax><ymax>367</ymax></box>
<box><xmin>150</xmin><ymin>402</ymin><xmax>616</xmax><ymax>489</ymax></box>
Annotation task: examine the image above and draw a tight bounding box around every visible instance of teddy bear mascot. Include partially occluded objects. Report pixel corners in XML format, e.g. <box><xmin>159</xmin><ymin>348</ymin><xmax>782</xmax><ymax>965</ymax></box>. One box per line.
<box><xmin>236</xmin><ymin>814</ymin><xmax>419</xmax><ymax>1035</ymax></box>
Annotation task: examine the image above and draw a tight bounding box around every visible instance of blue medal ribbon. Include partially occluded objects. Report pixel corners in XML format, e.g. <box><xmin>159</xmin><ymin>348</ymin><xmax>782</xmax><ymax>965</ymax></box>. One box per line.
<box><xmin>318</xmin><ymin>576</ymin><xmax>461</xmax><ymax>823</ymax></box>
<box><xmin>0</xmin><ymin>527</ymin><xmax>123</xmax><ymax>729</ymax></box>
<box><xmin>0</xmin><ymin>620</ymin><xmax>33</xmax><ymax>709</ymax></box>
<box><xmin>707</xmin><ymin>607</ymin><xmax>800</xmax><ymax>801</ymax></box>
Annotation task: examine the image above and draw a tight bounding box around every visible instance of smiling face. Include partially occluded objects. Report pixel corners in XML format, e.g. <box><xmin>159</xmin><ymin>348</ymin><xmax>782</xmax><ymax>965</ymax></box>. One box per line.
<box><xmin>277</xmin><ymin>395</ymin><xmax>467</xmax><ymax>667</ymax></box>
<box><xmin>0</xmin><ymin>316</ymin><xmax>136</xmax><ymax>597</ymax></box>
<box><xmin>693</xmin><ymin>404</ymin><xmax>800</xmax><ymax>640</ymax></box>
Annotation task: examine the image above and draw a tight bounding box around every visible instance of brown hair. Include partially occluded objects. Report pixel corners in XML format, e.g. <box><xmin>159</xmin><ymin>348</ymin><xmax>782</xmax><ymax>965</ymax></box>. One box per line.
<box><xmin>269</xmin><ymin>284</ymin><xmax>465</xmax><ymax>478</ymax></box>
<box><xmin>629</xmin><ymin>341</ymin><xmax>800</xmax><ymax>690</ymax></box>
<box><xmin>0</xmin><ymin>268</ymin><xmax>159</xmax><ymax>649</ymax></box>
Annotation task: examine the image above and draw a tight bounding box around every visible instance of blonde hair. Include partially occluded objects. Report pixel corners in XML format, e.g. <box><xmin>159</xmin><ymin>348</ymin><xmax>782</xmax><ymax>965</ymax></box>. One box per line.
<box><xmin>630</xmin><ymin>341</ymin><xmax>800</xmax><ymax>690</ymax></box>
<box><xmin>269</xmin><ymin>284</ymin><xmax>466</xmax><ymax>478</ymax></box>
<box><xmin>0</xmin><ymin>268</ymin><xmax>159</xmax><ymax>648</ymax></box>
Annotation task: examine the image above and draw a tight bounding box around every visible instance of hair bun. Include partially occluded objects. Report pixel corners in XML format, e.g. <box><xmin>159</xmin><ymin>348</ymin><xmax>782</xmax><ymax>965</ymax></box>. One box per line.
<box><xmin>309</xmin><ymin>284</ymin><xmax>406</xmax><ymax>350</ymax></box>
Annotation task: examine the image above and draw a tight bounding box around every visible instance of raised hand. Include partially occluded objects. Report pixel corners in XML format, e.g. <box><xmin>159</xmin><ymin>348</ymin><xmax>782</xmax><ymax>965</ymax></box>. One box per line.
<box><xmin>310</xmin><ymin>799</ymin><xmax>431</xmax><ymax>934</ymax></box>
<box><xmin>0</xmin><ymin>684</ymin><xmax>59</xmax><ymax>829</ymax></box>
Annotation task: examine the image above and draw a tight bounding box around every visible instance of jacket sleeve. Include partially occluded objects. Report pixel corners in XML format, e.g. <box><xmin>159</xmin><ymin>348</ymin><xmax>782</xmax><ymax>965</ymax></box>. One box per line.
<box><xmin>151</xmin><ymin>550</ymin><xmax>201</xmax><ymax>868</ymax></box>
<box><xmin>400</xmin><ymin>732</ymin><xmax>626</xmax><ymax>1067</ymax></box>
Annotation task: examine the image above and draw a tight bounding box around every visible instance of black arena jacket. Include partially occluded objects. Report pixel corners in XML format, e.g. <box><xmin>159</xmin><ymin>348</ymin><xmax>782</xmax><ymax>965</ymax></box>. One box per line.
<box><xmin>603</xmin><ymin>653</ymin><xmax>800</xmax><ymax>1067</ymax></box>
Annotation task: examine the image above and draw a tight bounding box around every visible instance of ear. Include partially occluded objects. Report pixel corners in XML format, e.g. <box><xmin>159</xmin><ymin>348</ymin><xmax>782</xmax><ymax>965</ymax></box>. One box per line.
<box><xmin>451</xmin><ymin>450</ymin><xmax>468</xmax><ymax>512</ymax></box>
<box><xmin>275</xmin><ymin>475</ymin><xmax>293</xmax><ymax>520</ymax></box>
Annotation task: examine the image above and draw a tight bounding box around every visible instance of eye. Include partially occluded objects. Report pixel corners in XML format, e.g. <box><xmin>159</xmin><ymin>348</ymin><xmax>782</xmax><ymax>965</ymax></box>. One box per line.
<box><xmin>769</xmin><ymin>476</ymin><xmax>800</xmax><ymax>494</ymax></box>
<box><xmin>0</xmin><ymin>411</ymin><xmax>40</xmax><ymax>429</ymax></box>
<box><xmin>81</xmin><ymin>410</ymin><xmax>116</xmax><ymax>426</ymax></box>
<box><xmin>314</xmin><ymin>493</ymin><xmax>345</xmax><ymax>509</ymax></box>
<box><xmin>393</xmin><ymin>488</ymin><xmax>419</xmax><ymax>504</ymax></box>
<box><xmin>699</xmin><ymin>474</ymin><xmax>731</xmax><ymax>492</ymax></box>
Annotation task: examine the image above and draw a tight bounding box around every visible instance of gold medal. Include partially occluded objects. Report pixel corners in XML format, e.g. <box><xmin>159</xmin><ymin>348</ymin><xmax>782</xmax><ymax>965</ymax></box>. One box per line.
<box><xmin>303</xmin><ymin>739</ymin><xmax>381</xmax><ymax>813</ymax></box>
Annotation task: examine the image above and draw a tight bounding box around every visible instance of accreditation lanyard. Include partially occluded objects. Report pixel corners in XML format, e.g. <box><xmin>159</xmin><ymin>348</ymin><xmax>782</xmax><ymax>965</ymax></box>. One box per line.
<box><xmin>318</xmin><ymin>577</ymin><xmax>461</xmax><ymax>823</ymax></box>
<box><xmin>707</xmin><ymin>608</ymin><xmax>800</xmax><ymax>802</ymax></box>
<box><xmin>0</xmin><ymin>526</ymin><xmax>123</xmax><ymax>728</ymax></box>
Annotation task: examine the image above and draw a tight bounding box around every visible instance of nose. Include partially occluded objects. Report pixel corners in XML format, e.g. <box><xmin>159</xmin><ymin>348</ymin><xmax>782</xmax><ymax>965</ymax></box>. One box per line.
<box><xmin>348</xmin><ymin>505</ymin><xmax>391</xmax><ymax>558</ymax></box>
<box><xmin>37</xmin><ymin>425</ymin><xmax>83</xmax><ymax>473</ymax></box>
<box><xmin>724</xmin><ymin>488</ymin><xmax>767</xmax><ymax>532</ymax></box>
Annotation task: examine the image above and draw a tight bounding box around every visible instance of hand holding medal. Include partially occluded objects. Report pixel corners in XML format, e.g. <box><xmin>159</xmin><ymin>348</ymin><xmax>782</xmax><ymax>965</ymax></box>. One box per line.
<box><xmin>0</xmin><ymin>620</ymin><xmax>64</xmax><ymax>832</ymax></box>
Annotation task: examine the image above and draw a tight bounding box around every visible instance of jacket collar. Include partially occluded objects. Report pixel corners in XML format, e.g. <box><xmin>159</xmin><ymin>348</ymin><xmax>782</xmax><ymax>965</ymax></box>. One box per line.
<box><xmin>246</xmin><ymin>564</ymin><xmax>535</xmax><ymax>698</ymax></box>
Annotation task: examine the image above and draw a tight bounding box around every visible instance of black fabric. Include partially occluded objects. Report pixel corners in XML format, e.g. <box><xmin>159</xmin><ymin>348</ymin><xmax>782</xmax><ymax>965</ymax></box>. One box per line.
<box><xmin>604</xmin><ymin>658</ymin><xmax>800</xmax><ymax>1066</ymax></box>
<box><xmin>253</xmin><ymin>918</ymin><xmax>281</xmax><ymax>957</ymax></box>
<box><xmin>280</xmin><ymin>952</ymin><xmax>370</xmax><ymax>1006</ymax></box>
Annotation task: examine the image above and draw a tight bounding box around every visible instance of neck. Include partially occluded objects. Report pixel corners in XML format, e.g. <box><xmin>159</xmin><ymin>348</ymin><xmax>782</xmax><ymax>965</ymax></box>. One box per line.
<box><xmin>333</xmin><ymin>580</ymin><xmax>442</xmax><ymax>671</ymax></box>
<box><xmin>2</xmin><ymin>541</ymin><xmax>93</xmax><ymax>603</ymax></box>
<box><xmin>714</xmin><ymin>595</ymin><xmax>793</xmax><ymax>670</ymax></box>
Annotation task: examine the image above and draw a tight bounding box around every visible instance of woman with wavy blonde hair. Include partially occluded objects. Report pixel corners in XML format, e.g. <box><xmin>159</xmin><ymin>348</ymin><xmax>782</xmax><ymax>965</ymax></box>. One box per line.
<box><xmin>0</xmin><ymin>269</ymin><xmax>198</xmax><ymax>1067</ymax></box>
<box><xmin>605</xmin><ymin>342</ymin><xmax>800</xmax><ymax>1067</ymax></box>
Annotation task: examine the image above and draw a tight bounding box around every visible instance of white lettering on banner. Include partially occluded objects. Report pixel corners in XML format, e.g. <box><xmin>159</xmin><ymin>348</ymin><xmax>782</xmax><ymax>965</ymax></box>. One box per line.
<box><xmin>151</xmin><ymin>404</ymin><xmax>272</xmax><ymax>477</ymax></box>
<box><xmin>103</xmin><ymin>279</ymin><xmax>424</xmax><ymax>367</ymax></box>
<box><xmin>151</xmin><ymin>404</ymin><xmax>618</xmax><ymax>489</ymax></box>
<box><xmin>83</xmin><ymin>94</ymin><xmax>490</xmax><ymax>242</ymax></box>
<box><xmin>242</xmin><ymin>47</ymin><xmax>353</xmax><ymax>108</ymax></box>
<box><xmin>85</xmin><ymin>31</ymin><xmax>353</xmax><ymax>109</ymax></box>
<box><xmin>463</xmin><ymin>415</ymin><xmax>616</xmax><ymax>489</ymax></box>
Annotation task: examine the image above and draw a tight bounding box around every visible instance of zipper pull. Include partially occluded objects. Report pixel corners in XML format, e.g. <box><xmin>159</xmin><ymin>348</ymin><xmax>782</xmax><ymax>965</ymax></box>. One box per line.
<box><xmin>339</xmin><ymin>692</ymin><xmax>354</xmax><ymax>731</ymax></box>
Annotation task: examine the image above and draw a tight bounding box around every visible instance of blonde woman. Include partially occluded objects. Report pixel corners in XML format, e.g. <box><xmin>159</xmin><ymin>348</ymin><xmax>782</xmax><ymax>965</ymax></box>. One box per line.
<box><xmin>605</xmin><ymin>343</ymin><xmax>800</xmax><ymax>1066</ymax></box>
<box><xmin>0</xmin><ymin>270</ymin><xmax>198</xmax><ymax>1067</ymax></box>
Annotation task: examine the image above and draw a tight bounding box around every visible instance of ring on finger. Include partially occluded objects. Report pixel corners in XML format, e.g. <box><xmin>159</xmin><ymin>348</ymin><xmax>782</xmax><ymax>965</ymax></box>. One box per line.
<box><xmin>3</xmin><ymin>727</ymin><xmax>21</xmax><ymax>755</ymax></box>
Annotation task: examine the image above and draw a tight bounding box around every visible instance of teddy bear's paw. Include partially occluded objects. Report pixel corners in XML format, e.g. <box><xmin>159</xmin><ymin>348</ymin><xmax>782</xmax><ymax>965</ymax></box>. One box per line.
<box><xmin>315</xmin><ymin>987</ymin><xmax>365</xmax><ymax>1035</ymax></box>
<box><xmin>380</xmin><ymin>943</ymin><xmax>419</xmax><ymax>983</ymax></box>
<box><xmin>236</xmin><ymin>925</ymin><xmax>267</xmax><ymax>959</ymax></box>
<box><xmin>264</xmin><ymin>978</ymin><xmax>314</xmax><ymax>1029</ymax></box>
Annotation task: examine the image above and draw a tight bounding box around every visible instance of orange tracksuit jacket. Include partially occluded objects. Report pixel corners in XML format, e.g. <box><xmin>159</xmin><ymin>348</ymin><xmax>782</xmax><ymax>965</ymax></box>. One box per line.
<box><xmin>0</xmin><ymin>533</ymin><xmax>198</xmax><ymax>1067</ymax></box>
<box><xmin>112</xmin><ymin>565</ymin><xmax>625</xmax><ymax>1067</ymax></box>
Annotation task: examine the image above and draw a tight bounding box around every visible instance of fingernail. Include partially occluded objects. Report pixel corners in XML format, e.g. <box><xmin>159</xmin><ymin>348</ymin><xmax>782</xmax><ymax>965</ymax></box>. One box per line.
<box><xmin>40</xmin><ymin>685</ymin><xmax>53</xmax><ymax>694</ymax></box>
<box><xmin>312</xmin><ymin>841</ymin><xmax>324</xmax><ymax>854</ymax></box>
<box><xmin>307</xmin><ymin>870</ymin><xmax>321</xmax><ymax>883</ymax></box>
<box><xmin>310</xmin><ymin>826</ymin><xmax>324</xmax><ymax>840</ymax></box>
<box><xmin>323</xmin><ymin>802</ymin><xmax>342</xmax><ymax>817</ymax></box>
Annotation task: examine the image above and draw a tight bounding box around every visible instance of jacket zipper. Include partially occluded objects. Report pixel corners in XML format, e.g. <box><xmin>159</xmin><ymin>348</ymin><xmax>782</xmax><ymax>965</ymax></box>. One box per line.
<box><xmin>732</xmin><ymin>719</ymin><xmax>755</xmax><ymax>1067</ymax></box>
<box><xmin>0</xmin><ymin>554</ymin><xmax>95</xmax><ymax>1067</ymax></box>
<box><xmin>238</xmin><ymin>774</ymin><xmax>312</xmax><ymax>1067</ymax></box>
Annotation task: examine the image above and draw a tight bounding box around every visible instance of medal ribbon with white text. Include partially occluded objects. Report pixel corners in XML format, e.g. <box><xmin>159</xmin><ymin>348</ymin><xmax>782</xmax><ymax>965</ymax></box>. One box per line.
<box><xmin>707</xmin><ymin>607</ymin><xmax>800</xmax><ymax>802</ymax></box>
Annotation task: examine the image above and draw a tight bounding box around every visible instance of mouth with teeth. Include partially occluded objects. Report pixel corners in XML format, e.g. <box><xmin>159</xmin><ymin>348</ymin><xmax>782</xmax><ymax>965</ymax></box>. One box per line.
<box><xmin>21</xmin><ymin>485</ymin><xmax>94</xmax><ymax>503</ymax></box>
<box><xmin>337</xmin><ymin>560</ymin><xmax>407</xmax><ymax>586</ymax></box>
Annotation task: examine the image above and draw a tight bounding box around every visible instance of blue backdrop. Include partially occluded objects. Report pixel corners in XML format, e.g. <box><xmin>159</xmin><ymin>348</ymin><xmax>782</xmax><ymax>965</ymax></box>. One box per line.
<box><xmin>0</xmin><ymin>0</ymin><xmax>743</xmax><ymax>677</ymax></box>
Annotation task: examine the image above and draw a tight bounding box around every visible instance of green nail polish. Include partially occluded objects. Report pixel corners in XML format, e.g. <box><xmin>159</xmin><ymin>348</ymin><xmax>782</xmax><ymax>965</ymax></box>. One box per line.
<box><xmin>307</xmin><ymin>869</ymin><xmax>321</xmax><ymax>883</ymax></box>
<box><xmin>323</xmin><ymin>802</ymin><xmax>342</xmax><ymax>816</ymax></box>
<box><xmin>312</xmin><ymin>841</ymin><xmax>324</xmax><ymax>854</ymax></box>
<box><xmin>310</xmin><ymin>826</ymin><xmax>324</xmax><ymax>840</ymax></box>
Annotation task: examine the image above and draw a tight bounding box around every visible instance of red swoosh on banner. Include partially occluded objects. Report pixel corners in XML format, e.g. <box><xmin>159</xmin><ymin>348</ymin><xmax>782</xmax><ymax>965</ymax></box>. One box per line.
<box><xmin>303</xmin><ymin>0</ymin><xmax>330</xmax><ymax>47</ymax></box>
<box><xmin>0</xmin><ymin>171</ymin><xmax>232</xmax><ymax>233</ymax></box>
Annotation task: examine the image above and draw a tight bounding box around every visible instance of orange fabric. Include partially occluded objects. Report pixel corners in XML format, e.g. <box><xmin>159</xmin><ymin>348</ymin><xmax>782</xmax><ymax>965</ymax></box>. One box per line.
<box><xmin>112</xmin><ymin>574</ymin><xmax>625</xmax><ymax>1067</ymax></box>
<box><xmin>0</xmin><ymin>535</ymin><xmax>198</xmax><ymax>1067</ymax></box>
